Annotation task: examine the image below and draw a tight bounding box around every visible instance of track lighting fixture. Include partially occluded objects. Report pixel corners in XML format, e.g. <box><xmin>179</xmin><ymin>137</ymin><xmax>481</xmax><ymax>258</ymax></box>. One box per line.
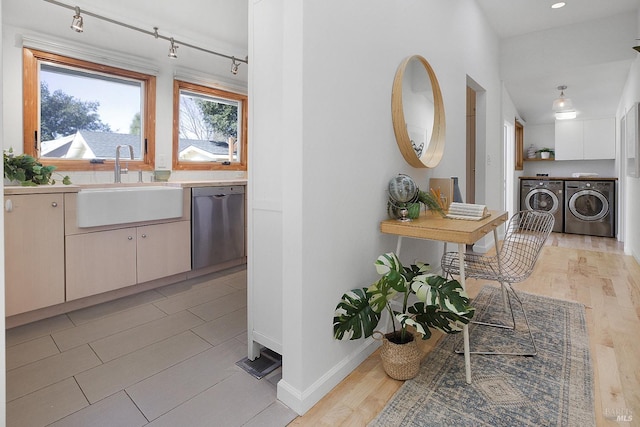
<box><xmin>70</xmin><ymin>6</ymin><xmax>83</xmax><ymax>33</ymax></box>
<box><xmin>45</xmin><ymin>0</ymin><xmax>248</xmax><ymax>74</ymax></box>
<box><xmin>168</xmin><ymin>38</ymin><xmax>179</xmax><ymax>59</ymax></box>
<box><xmin>231</xmin><ymin>58</ymin><xmax>240</xmax><ymax>75</ymax></box>
<box><xmin>634</xmin><ymin>39</ymin><xmax>640</xmax><ymax>53</ymax></box>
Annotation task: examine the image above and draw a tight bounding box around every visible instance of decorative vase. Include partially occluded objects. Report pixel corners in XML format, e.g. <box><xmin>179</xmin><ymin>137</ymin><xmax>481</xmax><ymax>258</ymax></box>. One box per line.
<box><xmin>540</xmin><ymin>152</ymin><xmax>551</xmax><ymax>159</ymax></box>
<box><xmin>527</xmin><ymin>144</ymin><xmax>537</xmax><ymax>159</ymax></box>
<box><xmin>374</xmin><ymin>331</ymin><xmax>422</xmax><ymax>380</ymax></box>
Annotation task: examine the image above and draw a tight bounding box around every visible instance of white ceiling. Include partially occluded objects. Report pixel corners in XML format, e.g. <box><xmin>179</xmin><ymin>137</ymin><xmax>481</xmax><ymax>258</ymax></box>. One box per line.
<box><xmin>3</xmin><ymin>1</ymin><xmax>640</xmax><ymax>126</ymax></box>
<box><xmin>476</xmin><ymin>0</ymin><xmax>640</xmax><ymax>39</ymax></box>
<box><xmin>477</xmin><ymin>0</ymin><xmax>640</xmax><ymax>125</ymax></box>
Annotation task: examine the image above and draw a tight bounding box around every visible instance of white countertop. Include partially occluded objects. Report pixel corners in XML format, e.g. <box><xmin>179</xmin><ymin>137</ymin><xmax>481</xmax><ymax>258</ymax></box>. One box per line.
<box><xmin>3</xmin><ymin>179</ymin><xmax>247</xmax><ymax>195</ymax></box>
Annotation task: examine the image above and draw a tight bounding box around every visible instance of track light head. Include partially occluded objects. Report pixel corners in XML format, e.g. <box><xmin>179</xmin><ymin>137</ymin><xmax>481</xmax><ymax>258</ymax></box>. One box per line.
<box><xmin>168</xmin><ymin>38</ymin><xmax>179</xmax><ymax>59</ymax></box>
<box><xmin>71</xmin><ymin>6</ymin><xmax>83</xmax><ymax>33</ymax></box>
<box><xmin>231</xmin><ymin>58</ymin><xmax>240</xmax><ymax>75</ymax></box>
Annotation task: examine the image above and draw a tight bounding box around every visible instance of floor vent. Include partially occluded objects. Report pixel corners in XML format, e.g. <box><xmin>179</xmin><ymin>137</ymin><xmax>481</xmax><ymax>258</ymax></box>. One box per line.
<box><xmin>236</xmin><ymin>348</ymin><xmax>282</xmax><ymax>380</ymax></box>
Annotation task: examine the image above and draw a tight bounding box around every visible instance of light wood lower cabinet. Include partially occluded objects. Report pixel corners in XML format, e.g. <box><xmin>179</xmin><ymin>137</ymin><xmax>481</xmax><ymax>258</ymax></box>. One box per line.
<box><xmin>137</xmin><ymin>221</ymin><xmax>191</xmax><ymax>283</ymax></box>
<box><xmin>4</xmin><ymin>194</ymin><xmax>66</xmax><ymax>316</ymax></box>
<box><xmin>65</xmin><ymin>228</ymin><xmax>137</xmax><ymax>301</ymax></box>
<box><xmin>66</xmin><ymin>221</ymin><xmax>191</xmax><ymax>301</ymax></box>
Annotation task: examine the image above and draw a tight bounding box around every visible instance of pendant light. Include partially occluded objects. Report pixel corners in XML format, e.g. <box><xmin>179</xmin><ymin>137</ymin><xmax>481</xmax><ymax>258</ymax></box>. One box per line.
<box><xmin>552</xmin><ymin>85</ymin><xmax>573</xmax><ymax>111</ymax></box>
<box><xmin>552</xmin><ymin>85</ymin><xmax>576</xmax><ymax>120</ymax></box>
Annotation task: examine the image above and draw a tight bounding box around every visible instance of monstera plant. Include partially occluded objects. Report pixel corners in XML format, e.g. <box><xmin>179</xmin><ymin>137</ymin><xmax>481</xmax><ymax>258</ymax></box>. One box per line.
<box><xmin>333</xmin><ymin>252</ymin><xmax>474</xmax><ymax>344</ymax></box>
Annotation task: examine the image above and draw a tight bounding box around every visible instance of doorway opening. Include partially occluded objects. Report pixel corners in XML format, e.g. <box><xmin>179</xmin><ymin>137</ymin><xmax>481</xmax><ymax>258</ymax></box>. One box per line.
<box><xmin>466</xmin><ymin>77</ymin><xmax>487</xmax><ymax>206</ymax></box>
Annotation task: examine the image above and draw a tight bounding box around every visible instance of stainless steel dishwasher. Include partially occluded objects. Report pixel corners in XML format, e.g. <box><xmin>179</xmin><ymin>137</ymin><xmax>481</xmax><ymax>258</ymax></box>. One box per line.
<box><xmin>191</xmin><ymin>186</ymin><xmax>245</xmax><ymax>270</ymax></box>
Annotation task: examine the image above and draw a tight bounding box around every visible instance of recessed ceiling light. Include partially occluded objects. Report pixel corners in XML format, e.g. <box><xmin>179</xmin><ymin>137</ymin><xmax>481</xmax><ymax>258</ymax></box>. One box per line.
<box><xmin>551</xmin><ymin>2</ymin><xmax>566</xmax><ymax>9</ymax></box>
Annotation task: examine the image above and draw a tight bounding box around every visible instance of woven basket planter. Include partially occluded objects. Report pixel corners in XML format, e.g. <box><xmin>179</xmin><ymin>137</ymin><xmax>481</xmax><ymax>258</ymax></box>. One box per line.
<box><xmin>374</xmin><ymin>331</ymin><xmax>422</xmax><ymax>380</ymax></box>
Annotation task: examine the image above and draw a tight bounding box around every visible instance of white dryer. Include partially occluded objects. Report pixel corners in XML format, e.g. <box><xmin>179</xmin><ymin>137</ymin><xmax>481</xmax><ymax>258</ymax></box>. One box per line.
<box><xmin>520</xmin><ymin>180</ymin><xmax>563</xmax><ymax>233</ymax></box>
<box><xmin>564</xmin><ymin>180</ymin><xmax>615</xmax><ymax>238</ymax></box>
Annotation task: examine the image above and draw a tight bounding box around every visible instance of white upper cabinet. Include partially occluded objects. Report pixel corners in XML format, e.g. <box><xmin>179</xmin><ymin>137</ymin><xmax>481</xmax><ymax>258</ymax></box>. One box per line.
<box><xmin>555</xmin><ymin>118</ymin><xmax>615</xmax><ymax>160</ymax></box>
<box><xmin>583</xmin><ymin>118</ymin><xmax>616</xmax><ymax>159</ymax></box>
<box><xmin>555</xmin><ymin>120</ymin><xmax>583</xmax><ymax>160</ymax></box>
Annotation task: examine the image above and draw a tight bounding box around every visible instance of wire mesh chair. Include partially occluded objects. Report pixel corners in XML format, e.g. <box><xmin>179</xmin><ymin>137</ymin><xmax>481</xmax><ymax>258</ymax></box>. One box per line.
<box><xmin>440</xmin><ymin>210</ymin><xmax>555</xmax><ymax>356</ymax></box>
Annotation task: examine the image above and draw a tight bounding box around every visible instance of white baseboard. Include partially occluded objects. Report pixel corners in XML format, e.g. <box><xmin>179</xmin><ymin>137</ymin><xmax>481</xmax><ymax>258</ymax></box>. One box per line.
<box><xmin>276</xmin><ymin>338</ymin><xmax>380</xmax><ymax>415</ymax></box>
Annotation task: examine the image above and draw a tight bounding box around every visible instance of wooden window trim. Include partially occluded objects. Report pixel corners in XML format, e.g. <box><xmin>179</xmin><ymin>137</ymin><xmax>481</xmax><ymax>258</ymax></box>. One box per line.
<box><xmin>22</xmin><ymin>48</ymin><xmax>156</xmax><ymax>172</ymax></box>
<box><xmin>172</xmin><ymin>80</ymin><xmax>247</xmax><ymax>171</ymax></box>
<box><xmin>515</xmin><ymin>119</ymin><xmax>524</xmax><ymax>171</ymax></box>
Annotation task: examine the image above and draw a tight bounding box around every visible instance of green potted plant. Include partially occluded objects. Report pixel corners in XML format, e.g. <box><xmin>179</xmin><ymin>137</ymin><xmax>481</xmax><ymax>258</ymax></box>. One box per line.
<box><xmin>4</xmin><ymin>149</ymin><xmax>71</xmax><ymax>186</ymax></box>
<box><xmin>387</xmin><ymin>189</ymin><xmax>446</xmax><ymax>220</ymax></box>
<box><xmin>536</xmin><ymin>147</ymin><xmax>555</xmax><ymax>159</ymax></box>
<box><xmin>333</xmin><ymin>252</ymin><xmax>474</xmax><ymax>379</ymax></box>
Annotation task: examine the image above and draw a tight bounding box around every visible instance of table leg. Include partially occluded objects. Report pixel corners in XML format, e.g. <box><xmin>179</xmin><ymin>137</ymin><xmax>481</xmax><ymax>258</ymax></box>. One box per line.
<box><xmin>493</xmin><ymin>227</ymin><xmax>509</xmax><ymax>311</ymax></box>
<box><xmin>395</xmin><ymin>236</ymin><xmax>403</xmax><ymax>255</ymax></box>
<box><xmin>458</xmin><ymin>242</ymin><xmax>471</xmax><ymax>384</ymax></box>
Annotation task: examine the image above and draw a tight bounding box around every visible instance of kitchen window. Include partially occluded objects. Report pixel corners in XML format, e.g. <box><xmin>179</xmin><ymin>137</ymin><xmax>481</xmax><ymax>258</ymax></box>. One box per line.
<box><xmin>22</xmin><ymin>48</ymin><xmax>156</xmax><ymax>171</ymax></box>
<box><xmin>173</xmin><ymin>80</ymin><xmax>247</xmax><ymax>170</ymax></box>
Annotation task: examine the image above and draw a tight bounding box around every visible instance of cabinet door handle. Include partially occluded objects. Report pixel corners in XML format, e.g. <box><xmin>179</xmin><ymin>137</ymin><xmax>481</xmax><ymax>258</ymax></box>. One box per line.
<box><xmin>141</xmin><ymin>234</ymin><xmax>147</xmax><ymax>238</ymax></box>
<box><xmin>5</xmin><ymin>199</ymin><xmax>13</xmax><ymax>212</ymax></box>
<box><xmin>128</xmin><ymin>236</ymin><xmax>133</xmax><ymax>240</ymax></box>
<box><xmin>51</xmin><ymin>202</ymin><xmax>58</xmax><ymax>207</ymax></box>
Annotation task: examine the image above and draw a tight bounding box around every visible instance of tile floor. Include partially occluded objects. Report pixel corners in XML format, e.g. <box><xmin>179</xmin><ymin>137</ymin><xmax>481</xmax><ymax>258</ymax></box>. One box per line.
<box><xmin>6</xmin><ymin>266</ymin><xmax>297</xmax><ymax>427</ymax></box>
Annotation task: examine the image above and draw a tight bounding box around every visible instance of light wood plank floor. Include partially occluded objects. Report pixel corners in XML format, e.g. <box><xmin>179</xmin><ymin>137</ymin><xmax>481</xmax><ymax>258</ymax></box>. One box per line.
<box><xmin>291</xmin><ymin>233</ymin><xmax>639</xmax><ymax>426</ymax></box>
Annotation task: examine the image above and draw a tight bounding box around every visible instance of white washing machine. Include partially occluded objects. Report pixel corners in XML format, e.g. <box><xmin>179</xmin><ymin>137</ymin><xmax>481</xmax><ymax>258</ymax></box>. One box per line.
<box><xmin>520</xmin><ymin>179</ymin><xmax>563</xmax><ymax>233</ymax></box>
<box><xmin>564</xmin><ymin>180</ymin><xmax>615</xmax><ymax>238</ymax></box>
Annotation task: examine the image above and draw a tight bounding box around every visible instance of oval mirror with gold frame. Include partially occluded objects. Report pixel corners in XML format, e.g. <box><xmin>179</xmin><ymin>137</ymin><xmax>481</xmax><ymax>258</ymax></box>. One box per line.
<box><xmin>391</xmin><ymin>55</ymin><xmax>446</xmax><ymax>168</ymax></box>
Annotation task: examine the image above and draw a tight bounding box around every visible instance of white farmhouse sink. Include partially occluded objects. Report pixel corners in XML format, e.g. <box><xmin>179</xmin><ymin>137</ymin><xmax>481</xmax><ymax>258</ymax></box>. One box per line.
<box><xmin>77</xmin><ymin>186</ymin><xmax>183</xmax><ymax>228</ymax></box>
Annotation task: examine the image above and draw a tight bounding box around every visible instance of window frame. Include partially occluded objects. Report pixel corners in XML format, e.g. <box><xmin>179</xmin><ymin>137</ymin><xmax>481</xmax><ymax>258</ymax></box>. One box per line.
<box><xmin>173</xmin><ymin>80</ymin><xmax>247</xmax><ymax>171</ymax></box>
<box><xmin>22</xmin><ymin>47</ymin><xmax>156</xmax><ymax>171</ymax></box>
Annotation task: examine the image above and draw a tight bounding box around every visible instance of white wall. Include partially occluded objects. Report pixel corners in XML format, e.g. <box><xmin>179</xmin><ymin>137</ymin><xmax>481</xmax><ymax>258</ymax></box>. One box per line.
<box><xmin>250</xmin><ymin>0</ymin><xmax>503</xmax><ymax>414</ymax></box>
<box><xmin>618</xmin><ymin>9</ymin><xmax>640</xmax><ymax>260</ymax></box>
<box><xmin>0</xmin><ymin>1</ymin><xmax>7</xmax><ymax>421</ymax></box>
<box><xmin>502</xmin><ymin>84</ymin><xmax>522</xmax><ymax>216</ymax></box>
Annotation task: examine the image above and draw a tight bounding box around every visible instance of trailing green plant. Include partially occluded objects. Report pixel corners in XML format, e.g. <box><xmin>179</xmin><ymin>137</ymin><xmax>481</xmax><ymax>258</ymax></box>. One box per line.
<box><xmin>333</xmin><ymin>252</ymin><xmax>474</xmax><ymax>344</ymax></box>
<box><xmin>4</xmin><ymin>149</ymin><xmax>71</xmax><ymax>186</ymax></box>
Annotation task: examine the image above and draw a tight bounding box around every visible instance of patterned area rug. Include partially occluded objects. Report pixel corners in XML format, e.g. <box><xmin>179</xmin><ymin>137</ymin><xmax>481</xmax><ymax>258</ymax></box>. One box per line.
<box><xmin>369</xmin><ymin>286</ymin><xmax>595</xmax><ymax>427</ymax></box>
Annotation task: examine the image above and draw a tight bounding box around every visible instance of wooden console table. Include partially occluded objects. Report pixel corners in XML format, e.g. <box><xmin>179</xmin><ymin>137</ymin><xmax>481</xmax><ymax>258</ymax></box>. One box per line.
<box><xmin>380</xmin><ymin>209</ymin><xmax>508</xmax><ymax>384</ymax></box>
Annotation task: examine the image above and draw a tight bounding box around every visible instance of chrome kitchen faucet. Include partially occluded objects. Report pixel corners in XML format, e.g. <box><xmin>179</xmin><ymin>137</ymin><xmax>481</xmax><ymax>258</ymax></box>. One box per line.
<box><xmin>114</xmin><ymin>144</ymin><xmax>134</xmax><ymax>183</ymax></box>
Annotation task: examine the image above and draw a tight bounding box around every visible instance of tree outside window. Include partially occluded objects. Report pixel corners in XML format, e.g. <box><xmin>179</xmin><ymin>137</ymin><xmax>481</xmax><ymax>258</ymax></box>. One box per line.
<box><xmin>22</xmin><ymin>48</ymin><xmax>156</xmax><ymax>171</ymax></box>
<box><xmin>173</xmin><ymin>80</ymin><xmax>247</xmax><ymax>171</ymax></box>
